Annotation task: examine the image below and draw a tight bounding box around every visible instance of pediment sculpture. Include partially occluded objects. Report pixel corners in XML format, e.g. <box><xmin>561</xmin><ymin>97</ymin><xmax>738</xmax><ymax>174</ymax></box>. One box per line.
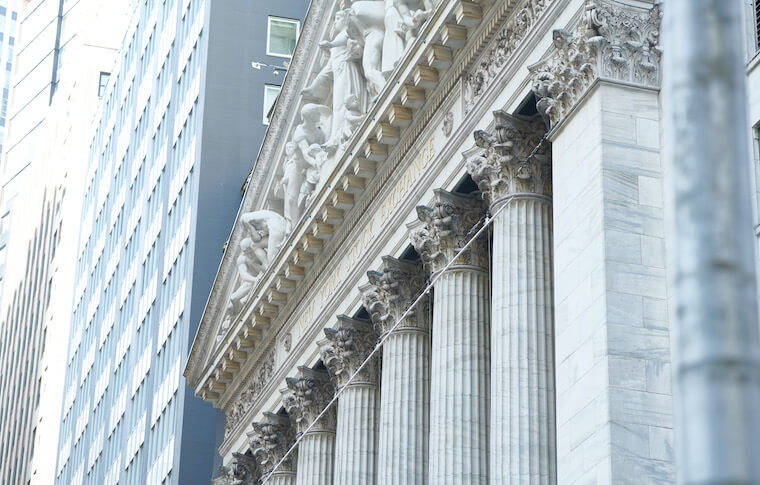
<box><xmin>217</xmin><ymin>0</ymin><xmax>441</xmax><ymax>342</ymax></box>
<box><xmin>218</xmin><ymin>210</ymin><xmax>287</xmax><ymax>342</ymax></box>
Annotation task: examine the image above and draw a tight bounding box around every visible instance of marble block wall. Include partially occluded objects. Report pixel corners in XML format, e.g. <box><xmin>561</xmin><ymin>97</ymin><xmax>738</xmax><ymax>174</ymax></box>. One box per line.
<box><xmin>551</xmin><ymin>82</ymin><xmax>674</xmax><ymax>484</ymax></box>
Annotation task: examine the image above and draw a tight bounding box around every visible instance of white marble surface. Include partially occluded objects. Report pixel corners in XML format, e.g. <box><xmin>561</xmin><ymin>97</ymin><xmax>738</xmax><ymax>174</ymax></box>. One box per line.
<box><xmin>490</xmin><ymin>196</ymin><xmax>556</xmax><ymax>484</ymax></box>
<box><xmin>268</xmin><ymin>472</ymin><xmax>297</xmax><ymax>485</ymax></box>
<box><xmin>428</xmin><ymin>268</ymin><xmax>490</xmax><ymax>484</ymax></box>
<box><xmin>296</xmin><ymin>430</ymin><xmax>335</xmax><ymax>485</ymax></box>
<box><xmin>334</xmin><ymin>384</ymin><xmax>379</xmax><ymax>484</ymax></box>
<box><xmin>377</xmin><ymin>329</ymin><xmax>430</xmax><ymax>485</ymax></box>
<box><xmin>551</xmin><ymin>82</ymin><xmax>674</xmax><ymax>484</ymax></box>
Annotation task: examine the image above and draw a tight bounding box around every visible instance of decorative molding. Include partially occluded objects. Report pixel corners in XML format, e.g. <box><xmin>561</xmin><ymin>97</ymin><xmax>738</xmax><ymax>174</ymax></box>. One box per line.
<box><xmin>464</xmin><ymin>0</ymin><xmax>554</xmax><ymax>114</ymax></box>
<box><xmin>411</xmin><ymin>189</ymin><xmax>488</xmax><ymax>273</ymax></box>
<box><xmin>466</xmin><ymin>110</ymin><xmax>551</xmax><ymax>204</ymax></box>
<box><xmin>248</xmin><ymin>412</ymin><xmax>297</xmax><ymax>475</ymax></box>
<box><xmin>529</xmin><ymin>0</ymin><xmax>661</xmax><ymax>127</ymax></box>
<box><xmin>360</xmin><ymin>256</ymin><xmax>429</xmax><ymax>336</ymax></box>
<box><xmin>281</xmin><ymin>367</ymin><xmax>337</xmax><ymax>433</ymax></box>
<box><xmin>224</xmin><ymin>349</ymin><xmax>275</xmax><ymax>438</ymax></box>
<box><xmin>319</xmin><ymin>315</ymin><xmax>378</xmax><ymax>388</ymax></box>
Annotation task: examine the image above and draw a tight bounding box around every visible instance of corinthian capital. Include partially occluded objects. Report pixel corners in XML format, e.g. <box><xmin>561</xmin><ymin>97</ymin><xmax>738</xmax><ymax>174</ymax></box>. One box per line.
<box><xmin>411</xmin><ymin>189</ymin><xmax>487</xmax><ymax>273</ymax></box>
<box><xmin>281</xmin><ymin>367</ymin><xmax>336</xmax><ymax>433</ymax></box>
<box><xmin>214</xmin><ymin>452</ymin><xmax>259</xmax><ymax>485</ymax></box>
<box><xmin>319</xmin><ymin>315</ymin><xmax>378</xmax><ymax>388</ymax></box>
<box><xmin>360</xmin><ymin>256</ymin><xmax>429</xmax><ymax>336</ymax></box>
<box><xmin>529</xmin><ymin>0</ymin><xmax>661</xmax><ymax>127</ymax></box>
<box><xmin>247</xmin><ymin>412</ymin><xmax>297</xmax><ymax>475</ymax></box>
<box><xmin>466</xmin><ymin>111</ymin><xmax>550</xmax><ymax>203</ymax></box>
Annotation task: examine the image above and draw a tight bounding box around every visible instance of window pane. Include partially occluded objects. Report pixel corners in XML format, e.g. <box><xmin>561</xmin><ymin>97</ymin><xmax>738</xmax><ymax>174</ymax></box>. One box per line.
<box><xmin>263</xmin><ymin>86</ymin><xmax>280</xmax><ymax>124</ymax></box>
<box><xmin>268</xmin><ymin>19</ymin><xmax>298</xmax><ymax>57</ymax></box>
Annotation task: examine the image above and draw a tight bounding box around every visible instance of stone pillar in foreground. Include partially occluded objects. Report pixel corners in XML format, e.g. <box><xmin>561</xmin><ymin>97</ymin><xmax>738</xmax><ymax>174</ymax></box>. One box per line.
<box><xmin>282</xmin><ymin>367</ymin><xmax>336</xmax><ymax>485</ymax></box>
<box><xmin>411</xmin><ymin>189</ymin><xmax>489</xmax><ymax>484</ymax></box>
<box><xmin>361</xmin><ymin>256</ymin><xmax>430</xmax><ymax>485</ymax></box>
<box><xmin>249</xmin><ymin>412</ymin><xmax>298</xmax><ymax>485</ymax></box>
<box><xmin>466</xmin><ymin>111</ymin><xmax>556</xmax><ymax>484</ymax></box>
<box><xmin>664</xmin><ymin>1</ymin><xmax>760</xmax><ymax>482</ymax></box>
<box><xmin>319</xmin><ymin>315</ymin><xmax>380</xmax><ymax>485</ymax></box>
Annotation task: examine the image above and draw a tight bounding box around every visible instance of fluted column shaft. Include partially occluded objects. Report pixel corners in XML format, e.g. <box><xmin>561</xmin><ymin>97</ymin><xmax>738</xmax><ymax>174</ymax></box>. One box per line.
<box><xmin>429</xmin><ymin>266</ymin><xmax>490</xmax><ymax>484</ymax></box>
<box><xmin>296</xmin><ymin>430</ymin><xmax>335</xmax><ymax>485</ymax></box>
<box><xmin>267</xmin><ymin>472</ymin><xmax>297</xmax><ymax>485</ymax></box>
<box><xmin>465</xmin><ymin>110</ymin><xmax>555</xmax><ymax>484</ymax></box>
<box><xmin>491</xmin><ymin>195</ymin><xmax>555</xmax><ymax>484</ymax></box>
<box><xmin>334</xmin><ymin>383</ymin><xmax>379</xmax><ymax>484</ymax></box>
<box><xmin>378</xmin><ymin>328</ymin><xmax>430</xmax><ymax>484</ymax></box>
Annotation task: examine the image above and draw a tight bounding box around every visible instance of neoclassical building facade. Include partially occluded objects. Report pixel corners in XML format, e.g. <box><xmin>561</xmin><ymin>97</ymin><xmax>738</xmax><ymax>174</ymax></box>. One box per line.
<box><xmin>184</xmin><ymin>0</ymin><xmax>760</xmax><ymax>483</ymax></box>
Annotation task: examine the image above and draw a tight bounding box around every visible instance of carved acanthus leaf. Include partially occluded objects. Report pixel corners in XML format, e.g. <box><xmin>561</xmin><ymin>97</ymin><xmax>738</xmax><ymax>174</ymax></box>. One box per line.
<box><xmin>360</xmin><ymin>256</ymin><xmax>429</xmax><ymax>336</ymax></box>
<box><xmin>411</xmin><ymin>189</ymin><xmax>487</xmax><ymax>273</ymax></box>
<box><xmin>466</xmin><ymin>111</ymin><xmax>550</xmax><ymax>203</ymax></box>
<box><xmin>247</xmin><ymin>412</ymin><xmax>297</xmax><ymax>475</ymax></box>
<box><xmin>281</xmin><ymin>367</ymin><xmax>336</xmax><ymax>433</ymax></box>
<box><xmin>319</xmin><ymin>315</ymin><xmax>378</xmax><ymax>388</ymax></box>
<box><xmin>529</xmin><ymin>0</ymin><xmax>661</xmax><ymax>127</ymax></box>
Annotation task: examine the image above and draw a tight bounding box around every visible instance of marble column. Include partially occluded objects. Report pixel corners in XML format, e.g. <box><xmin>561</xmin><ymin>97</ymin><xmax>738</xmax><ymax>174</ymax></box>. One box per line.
<box><xmin>411</xmin><ymin>189</ymin><xmax>489</xmax><ymax>484</ymax></box>
<box><xmin>361</xmin><ymin>256</ymin><xmax>430</xmax><ymax>485</ymax></box>
<box><xmin>281</xmin><ymin>367</ymin><xmax>336</xmax><ymax>485</ymax></box>
<box><xmin>466</xmin><ymin>111</ymin><xmax>555</xmax><ymax>484</ymax></box>
<box><xmin>249</xmin><ymin>412</ymin><xmax>298</xmax><ymax>485</ymax></box>
<box><xmin>319</xmin><ymin>315</ymin><xmax>380</xmax><ymax>485</ymax></box>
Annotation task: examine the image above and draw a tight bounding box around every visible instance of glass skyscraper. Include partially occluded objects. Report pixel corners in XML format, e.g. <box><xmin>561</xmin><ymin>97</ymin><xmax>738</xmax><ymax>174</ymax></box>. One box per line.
<box><xmin>54</xmin><ymin>0</ymin><xmax>307</xmax><ymax>484</ymax></box>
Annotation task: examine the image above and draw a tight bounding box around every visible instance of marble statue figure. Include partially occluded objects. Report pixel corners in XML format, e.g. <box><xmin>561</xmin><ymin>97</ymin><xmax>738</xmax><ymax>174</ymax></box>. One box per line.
<box><xmin>239</xmin><ymin>209</ymin><xmax>288</xmax><ymax>268</ymax></box>
<box><xmin>279</xmin><ymin>142</ymin><xmax>306</xmax><ymax>232</ymax></box>
<box><xmin>286</xmin><ymin>104</ymin><xmax>332</xmax><ymax>217</ymax></box>
<box><xmin>302</xmin><ymin>9</ymin><xmax>367</xmax><ymax>152</ymax></box>
<box><xmin>348</xmin><ymin>1</ymin><xmax>387</xmax><ymax>99</ymax></box>
<box><xmin>382</xmin><ymin>0</ymin><xmax>415</xmax><ymax>73</ymax></box>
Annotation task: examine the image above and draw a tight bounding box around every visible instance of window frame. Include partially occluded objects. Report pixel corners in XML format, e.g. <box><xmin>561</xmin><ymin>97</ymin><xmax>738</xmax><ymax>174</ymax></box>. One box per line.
<box><xmin>263</xmin><ymin>84</ymin><xmax>281</xmax><ymax>125</ymax></box>
<box><xmin>266</xmin><ymin>16</ymin><xmax>300</xmax><ymax>59</ymax></box>
<box><xmin>98</xmin><ymin>72</ymin><xmax>110</xmax><ymax>98</ymax></box>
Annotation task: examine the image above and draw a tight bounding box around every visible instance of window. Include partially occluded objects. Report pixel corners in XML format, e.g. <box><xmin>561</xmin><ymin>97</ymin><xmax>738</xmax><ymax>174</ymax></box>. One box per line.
<box><xmin>98</xmin><ymin>72</ymin><xmax>110</xmax><ymax>98</ymax></box>
<box><xmin>263</xmin><ymin>85</ymin><xmax>281</xmax><ymax>125</ymax></box>
<box><xmin>267</xmin><ymin>17</ymin><xmax>299</xmax><ymax>58</ymax></box>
